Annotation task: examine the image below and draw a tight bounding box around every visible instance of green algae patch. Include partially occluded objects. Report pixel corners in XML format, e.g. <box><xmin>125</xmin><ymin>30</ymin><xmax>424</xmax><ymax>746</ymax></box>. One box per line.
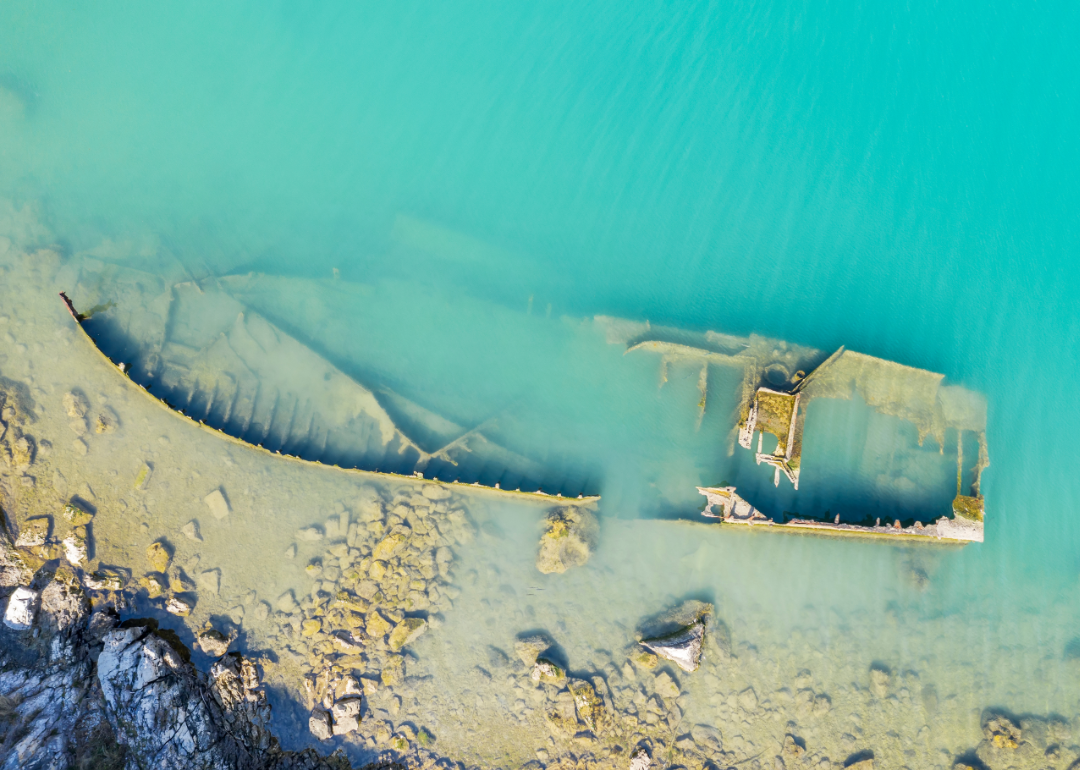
<box><xmin>952</xmin><ymin>494</ymin><xmax>985</xmax><ymax>522</ymax></box>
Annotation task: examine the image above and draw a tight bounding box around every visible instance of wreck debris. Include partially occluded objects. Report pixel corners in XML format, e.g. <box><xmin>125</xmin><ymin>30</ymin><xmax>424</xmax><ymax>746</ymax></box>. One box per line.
<box><xmin>60</xmin><ymin>287</ymin><xmax>600</xmax><ymax>507</ymax></box>
<box><xmin>608</xmin><ymin>315</ymin><xmax>989</xmax><ymax>543</ymax></box>
<box><xmin>699</xmin><ymin>485</ymin><xmax>984</xmax><ymax>543</ymax></box>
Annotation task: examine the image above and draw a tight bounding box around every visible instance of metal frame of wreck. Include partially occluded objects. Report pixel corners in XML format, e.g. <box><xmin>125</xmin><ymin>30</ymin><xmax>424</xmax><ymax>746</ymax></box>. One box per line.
<box><xmin>59</xmin><ymin>292</ymin><xmax>600</xmax><ymax>509</ymax></box>
<box><xmin>624</xmin><ymin>330</ymin><xmax>988</xmax><ymax>545</ymax></box>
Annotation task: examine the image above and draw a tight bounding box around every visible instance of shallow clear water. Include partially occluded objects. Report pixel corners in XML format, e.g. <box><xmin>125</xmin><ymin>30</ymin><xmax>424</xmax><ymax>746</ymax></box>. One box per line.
<box><xmin>2</xmin><ymin>1</ymin><xmax>1079</xmax><ymax>766</ymax></box>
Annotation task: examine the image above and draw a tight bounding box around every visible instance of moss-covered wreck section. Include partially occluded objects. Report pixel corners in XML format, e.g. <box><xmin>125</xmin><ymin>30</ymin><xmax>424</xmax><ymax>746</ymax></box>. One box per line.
<box><xmin>611</xmin><ymin>318</ymin><xmax>989</xmax><ymax>543</ymax></box>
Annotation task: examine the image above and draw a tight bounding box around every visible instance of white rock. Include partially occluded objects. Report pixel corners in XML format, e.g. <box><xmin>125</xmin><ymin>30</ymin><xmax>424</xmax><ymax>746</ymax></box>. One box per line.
<box><xmin>331</xmin><ymin>697</ymin><xmax>362</xmax><ymax>735</ymax></box>
<box><xmin>309</xmin><ymin>709</ymin><xmax>332</xmax><ymax>740</ymax></box>
<box><xmin>166</xmin><ymin>597</ymin><xmax>192</xmax><ymax>616</ymax></box>
<box><xmin>4</xmin><ymin>586</ymin><xmax>39</xmax><ymax>630</ymax></box>
<box><xmin>62</xmin><ymin>534</ymin><xmax>87</xmax><ymax>566</ymax></box>
<box><xmin>629</xmin><ymin>747</ymin><xmax>651</xmax><ymax>770</ymax></box>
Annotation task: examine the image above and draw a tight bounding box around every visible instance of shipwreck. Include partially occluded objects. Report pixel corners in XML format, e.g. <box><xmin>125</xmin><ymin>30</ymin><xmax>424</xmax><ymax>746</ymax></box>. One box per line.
<box><xmin>604</xmin><ymin>319</ymin><xmax>988</xmax><ymax>544</ymax></box>
<box><xmin>59</xmin><ymin>274</ymin><xmax>599</xmax><ymax>506</ymax></box>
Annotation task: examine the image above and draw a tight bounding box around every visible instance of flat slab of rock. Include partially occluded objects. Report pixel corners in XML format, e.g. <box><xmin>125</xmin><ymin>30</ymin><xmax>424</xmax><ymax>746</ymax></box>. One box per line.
<box><xmin>204</xmin><ymin>488</ymin><xmax>230</xmax><ymax>519</ymax></box>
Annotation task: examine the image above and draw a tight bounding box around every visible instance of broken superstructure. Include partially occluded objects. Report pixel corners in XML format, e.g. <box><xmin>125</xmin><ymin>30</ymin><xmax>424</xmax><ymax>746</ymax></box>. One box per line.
<box><xmin>600</xmin><ymin>317</ymin><xmax>988</xmax><ymax>544</ymax></box>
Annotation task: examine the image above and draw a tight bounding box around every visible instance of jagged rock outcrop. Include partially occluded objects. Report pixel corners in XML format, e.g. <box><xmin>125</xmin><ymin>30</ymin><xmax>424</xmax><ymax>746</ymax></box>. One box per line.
<box><xmin>0</xmin><ymin>541</ymin><xmax>365</xmax><ymax>770</ymax></box>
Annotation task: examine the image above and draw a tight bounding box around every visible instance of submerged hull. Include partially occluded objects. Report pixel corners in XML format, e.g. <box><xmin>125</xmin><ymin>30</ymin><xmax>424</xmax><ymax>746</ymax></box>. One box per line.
<box><xmin>59</xmin><ymin>291</ymin><xmax>599</xmax><ymax>507</ymax></box>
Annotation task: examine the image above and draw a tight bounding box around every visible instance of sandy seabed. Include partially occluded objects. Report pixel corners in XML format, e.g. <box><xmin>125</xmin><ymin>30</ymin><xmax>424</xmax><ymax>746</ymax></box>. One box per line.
<box><xmin>2</xmin><ymin>201</ymin><xmax>1080</xmax><ymax>770</ymax></box>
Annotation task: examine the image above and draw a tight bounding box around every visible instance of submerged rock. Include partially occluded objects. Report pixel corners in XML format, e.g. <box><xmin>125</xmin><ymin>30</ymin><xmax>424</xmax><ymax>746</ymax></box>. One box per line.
<box><xmin>639</xmin><ymin>618</ymin><xmax>706</xmax><ymax>673</ymax></box>
<box><xmin>515</xmin><ymin>633</ymin><xmax>553</xmax><ymax>666</ymax></box>
<box><xmin>331</xmin><ymin>697</ymin><xmax>363</xmax><ymax>735</ymax></box>
<box><xmin>654</xmin><ymin>670</ymin><xmax>680</xmax><ymax>699</ymax></box>
<box><xmin>983</xmin><ymin>713</ymin><xmax>1022</xmax><ymax>749</ymax></box>
<box><xmin>204</xmin><ymin>488</ymin><xmax>231</xmax><ymax>519</ymax></box>
<box><xmin>62</xmin><ymin>529</ymin><xmax>87</xmax><ymax>566</ymax></box>
<box><xmin>536</xmin><ymin>506</ymin><xmax>598</xmax><ymax>574</ymax></box>
<box><xmin>629</xmin><ymin>747</ymin><xmax>651</xmax><ymax>770</ymax></box>
<box><xmin>869</xmin><ymin>664</ymin><xmax>891</xmax><ymax>698</ymax></box>
<box><xmin>567</xmin><ymin>677</ymin><xmax>609</xmax><ymax>733</ymax></box>
<box><xmin>387</xmin><ymin>617</ymin><xmax>427</xmax><ymax>651</ymax></box>
<box><xmin>145</xmin><ymin>540</ymin><xmax>171</xmax><ymax>573</ymax></box>
<box><xmin>181</xmin><ymin>519</ymin><xmax>203</xmax><ymax>542</ymax></box>
<box><xmin>15</xmin><ymin>516</ymin><xmax>49</xmax><ymax>548</ymax></box>
<box><xmin>196</xmin><ymin>627</ymin><xmax>233</xmax><ymax>658</ymax></box>
<box><xmin>62</xmin><ymin>501</ymin><xmax>93</xmax><ymax>526</ymax></box>
<box><xmin>166</xmin><ymin>596</ymin><xmax>192</xmax><ymax>616</ymax></box>
<box><xmin>139</xmin><ymin>574</ymin><xmax>165</xmax><ymax>598</ymax></box>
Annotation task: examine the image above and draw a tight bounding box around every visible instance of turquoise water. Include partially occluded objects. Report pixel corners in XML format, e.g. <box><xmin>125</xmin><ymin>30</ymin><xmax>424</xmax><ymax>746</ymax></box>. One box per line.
<box><xmin>2</xmin><ymin>0</ymin><xmax>1080</xmax><ymax>762</ymax></box>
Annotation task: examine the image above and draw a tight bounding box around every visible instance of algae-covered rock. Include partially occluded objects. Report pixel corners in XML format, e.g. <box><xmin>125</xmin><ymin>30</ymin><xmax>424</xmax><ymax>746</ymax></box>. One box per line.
<box><xmin>640</xmin><ymin>618</ymin><xmax>706</xmax><ymax>673</ymax></box>
<box><xmin>0</xmin><ymin>516</ymin><xmax>33</xmax><ymax>587</ymax></box>
<box><xmin>86</xmin><ymin>568</ymin><xmax>126</xmax><ymax>591</ymax></box>
<box><xmin>567</xmin><ymin>677</ymin><xmax>609</xmax><ymax>733</ymax></box>
<box><xmin>983</xmin><ymin>713</ymin><xmax>1021</xmax><ymax>749</ymax></box>
<box><xmin>637</xmin><ymin>600</ymin><xmax>713</xmax><ymax>672</ymax></box>
<box><xmin>139</xmin><ymin>574</ymin><xmax>165</xmax><ymax>598</ymax></box>
<box><xmin>146</xmin><ymin>540</ymin><xmax>171</xmax><ymax>573</ymax></box>
<box><xmin>536</xmin><ymin>506</ymin><xmax>598</xmax><ymax>574</ymax></box>
<box><xmin>301</xmin><ymin>619</ymin><xmax>322</xmax><ymax>637</ymax></box>
<box><xmin>62</xmin><ymin>502</ymin><xmax>93</xmax><ymax>526</ymax></box>
<box><xmin>388</xmin><ymin>617</ymin><xmax>427</xmax><ymax>651</ymax></box>
<box><xmin>531</xmin><ymin>657</ymin><xmax>566</xmax><ymax>686</ymax></box>
<box><xmin>631</xmin><ymin>648</ymin><xmax>658</xmax><ymax>669</ymax></box>
<box><xmin>39</xmin><ymin>568</ymin><xmax>90</xmax><ymax>634</ymax></box>
<box><xmin>366</xmin><ymin>611</ymin><xmax>392</xmax><ymax>639</ymax></box>
<box><xmin>372</xmin><ymin>526</ymin><xmax>410</xmax><ymax>561</ymax></box>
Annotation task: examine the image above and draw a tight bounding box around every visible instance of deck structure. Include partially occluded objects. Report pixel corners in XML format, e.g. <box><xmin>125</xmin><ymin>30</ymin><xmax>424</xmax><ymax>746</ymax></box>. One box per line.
<box><xmin>602</xmin><ymin>317</ymin><xmax>989</xmax><ymax>544</ymax></box>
